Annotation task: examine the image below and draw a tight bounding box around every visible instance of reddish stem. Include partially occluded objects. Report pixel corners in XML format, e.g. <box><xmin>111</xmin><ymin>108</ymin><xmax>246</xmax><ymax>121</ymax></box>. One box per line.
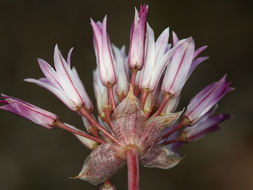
<box><xmin>104</xmin><ymin>108</ymin><xmax>113</xmax><ymax>130</ymax></box>
<box><xmin>161</xmin><ymin>121</ymin><xmax>186</xmax><ymax>140</ymax></box>
<box><xmin>79</xmin><ymin>109</ymin><xmax>121</xmax><ymax>145</ymax></box>
<box><xmin>108</xmin><ymin>86</ymin><xmax>116</xmax><ymax>111</ymax></box>
<box><xmin>54</xmin><ymin>120</ymin><xmax>105</xmax><ymax>144</ymax></box>
<box><xmin>140</xmin><ymin>89</ymin><xmax>149</xmax><ymax>109</ymax></box>
<box><xmin>131</xmin><ymin>69</ymin><xmax>137</xmax><ymax>88</ymax></box>
<box><xmin>155</xmin><ymin>94</ymin><xmax>170</xmax><ymax>116</ymax></box>
<box><xmin>86</xmin><ymin>119</ymin><xmax>100</xmax><ymax>138</ymax></box>
<box><xmin>127</xmin><ymin>148</ymin><xmax>139</xmax><ymax>190</ymax></box>
<box><xmin>163</xmin><ymin>136</ymin><xmax>184</xmax><ymax>145</ymax></box>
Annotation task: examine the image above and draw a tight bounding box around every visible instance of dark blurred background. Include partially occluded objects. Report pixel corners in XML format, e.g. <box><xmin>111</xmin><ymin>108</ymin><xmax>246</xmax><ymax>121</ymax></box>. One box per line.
<box><xmin>0</xmin><ymin>0</ymin><xmax>252</xmax><ymax>189</ymax></box>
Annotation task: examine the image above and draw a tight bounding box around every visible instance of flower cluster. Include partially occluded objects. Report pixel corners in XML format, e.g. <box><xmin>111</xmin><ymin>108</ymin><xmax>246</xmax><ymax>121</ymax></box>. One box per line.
<box><xmin>0</xmin><ymin>4</ymin><xmax>233</xmax><ymax>190</ymax></box>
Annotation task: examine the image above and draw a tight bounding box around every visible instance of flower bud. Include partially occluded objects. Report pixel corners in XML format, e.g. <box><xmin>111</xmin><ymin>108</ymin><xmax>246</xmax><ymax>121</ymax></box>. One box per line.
<box><xmin>128</xmin><ymin>4</ymin><xmax>148</xmax><ymax>70</ymax></box>
<box><xmin>0</xmin><ymin>94</ymin><xmax>57</xmax><ymax>129</ymax></box>
<box><xmin>184</xmin><ymin>75</ymin><xmax>234</xmax><ymax>124</ymax></box>
<box><xmin>91</xmin><ymin>16</ymin><xmax>116</xmax><ymax>86</ymax></box>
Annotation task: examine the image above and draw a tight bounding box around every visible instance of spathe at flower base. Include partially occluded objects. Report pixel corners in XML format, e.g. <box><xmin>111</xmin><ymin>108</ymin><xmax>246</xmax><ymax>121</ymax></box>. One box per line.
<box><xmin>76</xmin><ymin>88</ymin><xmax>182</xmax><ymax>185</ymax></box>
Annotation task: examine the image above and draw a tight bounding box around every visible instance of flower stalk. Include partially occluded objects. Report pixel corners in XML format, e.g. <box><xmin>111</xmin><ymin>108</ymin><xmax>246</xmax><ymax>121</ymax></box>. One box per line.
<box><xmin>127</xmin><ymin>148</ymin><xmax>139</xmax><ymax>190</ymax></box>
<box><xmin>78</xmin><ymin>108</ymin><xmax>121</xmax><ymax>145</ymax></box>
<box><xmin>54</xmin><ymin>120</ymin><xmax>106</xmax><ymax>144</ymax></box>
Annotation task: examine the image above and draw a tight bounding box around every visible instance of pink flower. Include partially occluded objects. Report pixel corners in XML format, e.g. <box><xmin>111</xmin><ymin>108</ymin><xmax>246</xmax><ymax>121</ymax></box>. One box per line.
<box><xmin>91</xmin><ymin>16</ymin><xmax>116</xmax><ymax>86</ymax></box>
<box><xmin>162</xmin><ymin>32</ymin><xmax>209</xmax><ymax>96</ymax></box>
<box><xmin>0</xmin><ymin>94</ymin><xmax>57</xmax><ymax>129</ymax></box>
<box><xmin>93</xmin><ymin>67</ymin><xmax>109</xmax><ymax>118</ymax></box>
<box><xmin>183</xmin><ymin>111</ymin><xmax>230</xmax><ymax>142</ymax></box>
<box><xmin>139</xmin><ymin>24</ymin><xmax>171</xmax><ymax>91</ymax></box>
<box><xmin>25</xmin><ymin>45</ymin><xmax>93</xmax><ymax>111</ymax></box>
<box><xmin>184</xmin><ymin>75</ymin><xmax>234</xmax><ymax>124</ymax></box>
<box><xmin>161</xmin><ymin>37</ymin><xmax>195</xmax><ymax>96</ymax></box>
<box><xmin>128</xmin><ymin>4</ymin><xmax>148</xmax><ymax>70</ymax></box>
<box><xmin>112</xmin><ymin>45</ymin><xmax>129</xmax><ymax>99</ymax></box>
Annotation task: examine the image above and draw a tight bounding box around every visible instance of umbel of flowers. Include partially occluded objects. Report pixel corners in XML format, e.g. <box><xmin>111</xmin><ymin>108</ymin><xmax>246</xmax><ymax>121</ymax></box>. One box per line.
<box><xmin>0</xmin><ymin>4</ymin><xmax>233</xmax><ymax>190</ymax></box>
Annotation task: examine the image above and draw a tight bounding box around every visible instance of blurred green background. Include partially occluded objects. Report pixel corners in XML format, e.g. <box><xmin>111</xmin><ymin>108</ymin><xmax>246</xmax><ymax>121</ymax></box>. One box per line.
<box><xmin>0</xmin><ymin>0</ymin><xmax>252</xmax><ymax>189</ymax></box>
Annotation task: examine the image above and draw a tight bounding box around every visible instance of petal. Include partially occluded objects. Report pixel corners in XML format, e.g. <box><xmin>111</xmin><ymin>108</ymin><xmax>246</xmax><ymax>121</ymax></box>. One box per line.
<box><xmin>193</xmin><ymin>45</ymin><xmax>208</xmax><ymax>60</ymax></box>
<box><xmin>128</xmin><ymin>5</ymin><xmax>148</xmax><ymax>70</ymax></box>
<box><xmin>1</xmin><ymin>94</ymin><xmax>57</xmax><ymax>128</ymax></box>
<box><xmin>162</xmin><ymin>38</ymin><xmax>195</xmax><ymax>95</ymax></box>
<box><xmin>37</xmin><ymin>58</ymin><xmax>63</xmax><ymax>90</ymax></box>
<box><xmin>172</xmin><ymin>31</ymin><xmax>179</xmax><ymax>46</ymax></box>
<box><xmin>24</xmin><ymin>78</ymin><xmax>75</xmax><ymax>110</ymax></box>
<box><xmin>185</xmin><ymin>75</ymin><xmax>234</xmax><ymax>123</ymax></box>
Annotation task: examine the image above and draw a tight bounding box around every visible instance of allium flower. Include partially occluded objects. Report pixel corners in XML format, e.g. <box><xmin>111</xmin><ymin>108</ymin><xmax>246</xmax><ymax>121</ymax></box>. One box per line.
<box><xmin>25</xmin><ymin>45</ymin><xmax>93</xmax><ymax>111</ymax></box>
<box><xmin>112</xmin><ymin>45</ymin><xmax>129</xmax><ymax>100</ymax></box>
<box><xmin>162</xmin><ymin>32</ymin><xmax>209</xmax><ymax>97</ymax></box>
<box><xmin>184</xmin><ymin>75</ymin><xmax>234</xmax><ymax>124</ymax></box>
<box><xmin>91</xmin><ymin>16</ymin><xmax>116</xmax><ymax>86</ymax></box>
<box><xmin>128</xmin><ymin>4</ymin><xmax>148</xmax><ymax>70</ymax></box>
<box><xmin>0</xmin><ymin>94</ymin><xmax>57</xmax><ymax>129</ymax></box>
<box><xmin>161</xmin><ymin>37</ymin><xmax>195</xmax><ymax>96</ymax></box>
<box><xmin>139</xmin><ymin>24</ymin><xmax>170</xmax><ymax>91</ymax></box>
<box><xmin>0</xmin><ymin>4</ymin><xmax>233</xmax><ymax>190</ymax></box>
<box><xmin>182</xmin><ymin>112</ymin><xmax>230</xmax><ymax>142</ymax></box>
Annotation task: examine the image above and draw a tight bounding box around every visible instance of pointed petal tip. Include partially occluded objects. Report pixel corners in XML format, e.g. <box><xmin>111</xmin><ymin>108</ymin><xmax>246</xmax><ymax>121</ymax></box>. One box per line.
<box><xmin>23</xmin><ymin>78</ymin><xmax>32</xmax><ymax>83</ymax></box>
<box><xmin>54</xmin><ymin>44</ymin><xmax>59</xmax><ymax>50</ymax></box>
<box><xmin>90</xmin><ymin>18</ymin><xmax>95</xmax><ymax>25</ymax></box>
<box><xmin>103</xmin><ymin>15</ymin><xmax>107</xmax><ymax>23</ymax></box>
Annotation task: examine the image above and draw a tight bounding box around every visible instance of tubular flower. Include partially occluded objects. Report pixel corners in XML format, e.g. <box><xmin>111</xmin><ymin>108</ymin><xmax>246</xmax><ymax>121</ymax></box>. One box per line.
<box><xmin>112</xmin><ymin>45</ymin><xmax>129</xmax><ymax>100</ymax></box>
<box><xmin>0</xmin><ymin>94</ymin><xmax>57</xmax><ymax>129</ymax></box>
<box><xmin>162</xmin><ymin>32</ymin><xmax>209</xmax><ymax>97</ymax></box>
<box><xmin>93</xmin><ymin>68</ymin><xmax>109</xmax><ymax>118</ymax></box>
<box><xmin>0</xmin><ymin>4</ymin><xmax>233</xmax><ymax>190</ymax></box>
<box><xmin>161</xmin><ymin>37</ymin><xmax>195</xmax><ymax>96</ymax></box>
<box><xmin>91</xmin><ymin>16</ymin><xmax>116</xmax><ymax>86</ymax></box>
<box><xmin>182</xmin><ymin>112</ymin><xmax>231</xmax><ymax>142</ymax></box>
<box><xmin>128</xmin><ymin>4</ymin><xmax>148</xmax><ymax>70</ymax></box>
<box><xmin>184</xmin><ymin>75</ymin><xmax>234</xmax><ymax>124</ymax></box>
<box><xmin>25</xmin><ymin>45</ymin><xmax>93</xmax><ymax>111</ymax></box>
<box><xmin>139</xmin><ymin>24</ymin><xmax>171</xmax><ymax>91</ymax></box>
